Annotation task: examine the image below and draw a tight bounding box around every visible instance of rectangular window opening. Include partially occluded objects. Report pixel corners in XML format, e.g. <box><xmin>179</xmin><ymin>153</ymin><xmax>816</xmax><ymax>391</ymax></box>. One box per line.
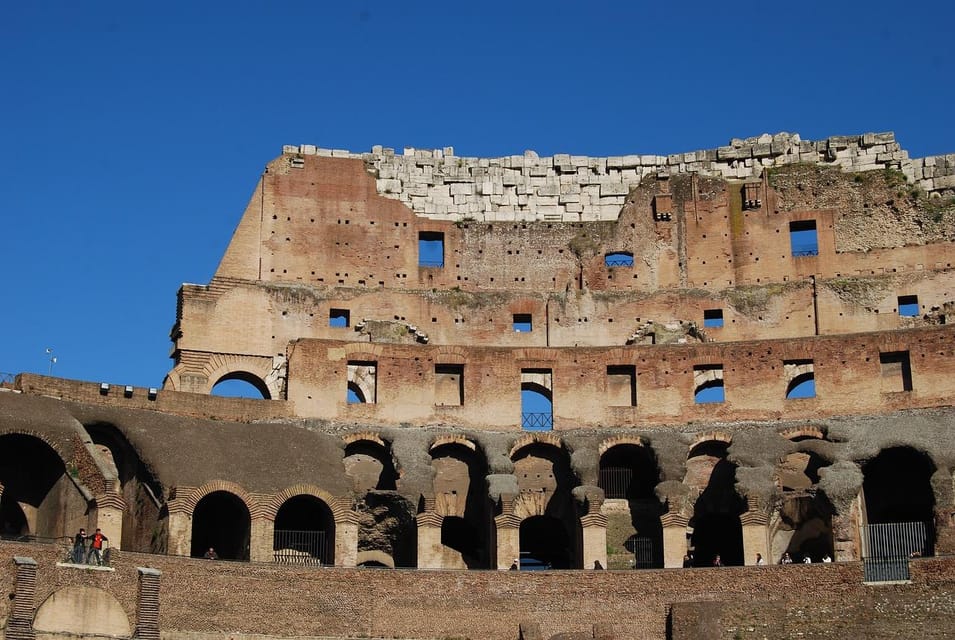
<box><xmin>329</xmin><ymin>308</ymin><xmax>350</xmax><ymax>328</ymax></box>
<box><xmin>897</xmin><ymin>295</ymin><xmax>919</xmax><ymax>317</ymax></box>
<box><xmin>521</xmin><ymin>368</ymin><xmax>553</xmax><ymax>431</ymax></box>
<box><xmin>513</xmin><ymin>313</ymin><xmax>533</xmax><ymax>333</ymax></box>
<box><xmin>418</xmin><ymin>231</ymin><xmax>444</xmax><ymax>267</ymax></box>
<box><xmin>607</xmin><ymin>365</ymin><xmax>636</xmax><ymax>407</ymax></box>
<box><xmin>789</xmin><ymin>220</ymin><xmax>818</xmax><ymax>257</ymax></box>
<box><xmin>604</xmin><ymin>252</ymin><xmax>635</xmax><ymax>268</ymax></box>
<box><xmin>346</xmin><ymin>360</ymin><xmax>377</xmax><ymax>404</ymax></box>
<box><xmin>434</xmin><ymin>364</ymin><xmax>464</xmax><ymax>406</ymax></box>
<box><xmin>784</xmin><ymin>359</ymin><xmax>815</xmax><ymax>399</ymax></box>
<box><xmin>693</xmin><ymin>364</ymin><xmax>725</xmax><ymax>404</ymax></box>
<box><xmin>879</xmin><ymin>351</ymin><xmax>913</xmax><ymax>392</ymax></box>
<box><xmin>703</xmin><ymin>309</ymin><xmax>724</xmax><ymax>328</ymax></box>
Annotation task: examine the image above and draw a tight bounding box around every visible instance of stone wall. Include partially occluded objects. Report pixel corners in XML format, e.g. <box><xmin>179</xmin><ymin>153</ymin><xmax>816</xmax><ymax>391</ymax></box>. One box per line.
<box><xmin>3</xmin><ymin>542</ymin><xmax>954</xmax><ymax>640</ymax></box>
<box><xmin>285</xmin><ymin>132</ymin><xmax>955</xmax><ymax>223</ymax></box>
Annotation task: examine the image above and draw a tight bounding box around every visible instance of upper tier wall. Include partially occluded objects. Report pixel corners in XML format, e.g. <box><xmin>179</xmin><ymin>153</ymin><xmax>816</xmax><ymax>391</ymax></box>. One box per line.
<box><xmin>285</xmin><ymin>132</ymin><xmax>955</xmax><ymax>222</ymax></box>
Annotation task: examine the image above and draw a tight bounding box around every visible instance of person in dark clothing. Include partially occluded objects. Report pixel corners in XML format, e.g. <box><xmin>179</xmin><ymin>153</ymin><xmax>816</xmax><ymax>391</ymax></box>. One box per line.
<box><xmin>72</xmin><ymin>528</ymin><xmax>87</xmax><ymax>563</ymax></box>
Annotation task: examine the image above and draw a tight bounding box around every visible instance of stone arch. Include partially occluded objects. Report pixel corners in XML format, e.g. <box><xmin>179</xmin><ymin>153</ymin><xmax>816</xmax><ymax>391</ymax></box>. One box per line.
<box><xmin>190</xmin><ymin>489</ymin><xmax>252</xmax><ymax>560</ymax></box>
<box><xmin>273</xmin><ymin>493</ymin><xmax>336</xmax><ymax>565</ymax></box>
<box><xmin>344</xmin><ymin>435</ymin><xmax>398</xmax><ymax>492</ymax></box>
<box><xmin>267</xmin><ymin>484</ymin><xmax>347</xmax><ymax>522</ymax></box>
<box><xmin>779</xmin><ymin>425</ymin><xmax>827</xmax><ymax>441</ymax></box>
<box><xmin>212</xmin><ymin>370</ymin><xmax>272</xmax><ymax>399</ymax></box>
<box><xmin>598</xmin><ymin>439</ymin><xmax>663</xmax><ymax>569</ymax></box>
<box><xmin>509</xmin><ymin>432</ymin><xmax>564</xmax><ymax>460</ymax></box>
<box><xmin>685</xmin><ymin>438</ymin><xmax>744</xmax><ymax>566</ymax></box>
<box><xmin>34</xmin><ymin>586</ymin><xmax>131</xmax><ymax>637</ymax></box>
<box><xmin>687</xmin><ymin>431</ymin><xmax>732</xmax><ymax>457</ymax></box>
<box><xmin>204</xmin><ymin>353</ymin><xmax>281</xmax><ymax>399</ymax></box>
<box><xmin>180</xmin><ymin>480</ymin><xmax>259</xmax><ymax>518</ymax></box>
<box><xmin>430</xmin><ymin>434</ymin><xmax>477</xmax><ymax>452</ymax></box>
<box><xmin>429</xmin><ymin>438</ymin><xmax>491</xmax><ymax>569</ymax></box>
<box><xmin>356</xmin><ymin>549</ymin><xmax>395</xmax><ymax>567</ymax></box>
<box><xmin>0</xmin><ymin>431</ymin><xmax>86</xmax><ymax>538</ymax></box>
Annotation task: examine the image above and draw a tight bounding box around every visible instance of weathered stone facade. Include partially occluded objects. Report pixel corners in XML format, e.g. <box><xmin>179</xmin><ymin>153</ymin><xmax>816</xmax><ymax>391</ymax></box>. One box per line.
<box><xmin>2</xmin><ymin>132</ymin><xmax>955</xmax><ymax>639</ymax></box>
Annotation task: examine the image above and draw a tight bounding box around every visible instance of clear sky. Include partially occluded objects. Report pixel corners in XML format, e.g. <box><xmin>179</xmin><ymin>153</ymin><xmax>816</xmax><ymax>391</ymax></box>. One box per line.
<box><xmin>2</xmin><ymin>1</ymin><xmax>953</xmax><ymax>390</ymax></box>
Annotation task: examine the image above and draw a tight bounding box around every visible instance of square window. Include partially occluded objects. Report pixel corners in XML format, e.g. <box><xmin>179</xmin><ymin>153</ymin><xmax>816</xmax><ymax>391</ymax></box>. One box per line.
<box><xmin>435</xmin><ymin>364</ymin><xmax>464</xmax><ymax>406</ymax></box>
<box><xmin>703</xmin><ymin>309</ymin><xmax>724</xmax><ymax>328</ymax></box>
<box><xmin>789</xmin><ymin>220</ymin><xmax>818</xmax><ymax>257</ymax></box>
<box><xmin>607</xmin><ymin>365</ymin><xmax>636</xmax><ymax>406</ymax></box>
<box><xmin>419</xmin><ymin>231</ymin><xmax>444</xmax><ymax>267</ymax></box>
<box><xmin>693</xmin><ymin>364</ymin><xmax>724</xmax><ymax>404</ymax></box>
<box><xmin>879</xmin><ymin>351</ymin><xmax>912</xmax><ymax>392</ymax></box>
<box><xmin>898</xmin><ymin>295</ymin><xmax>919</xmax><ymax>317</ymax></box>
<box><xmin>513</xmin><ymin>314</ymin><xmax>533</xmax><ymax>332</ymax></box>
<box><xmin>329</xmin><ymin>308</ymin><xmax>350</xmax><ymax>328</ymax></box>
<box><xmin>346</xmin><ymin>361</ymin><xmax>377</xmax><ymax>404</ymax></box>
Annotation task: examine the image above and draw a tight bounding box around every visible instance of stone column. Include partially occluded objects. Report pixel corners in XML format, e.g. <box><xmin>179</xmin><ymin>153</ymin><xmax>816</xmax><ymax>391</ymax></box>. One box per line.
<box><xmin>133</xmin><ymin>567</ymin><xmax>161</xmax><ymax>640</ymax></box>
<box><xmin>494</xmin><ymin>514</ymin><xmax>521</xmax><ymax>570</ymax></box>
<box><xmin>165</xmin><ymin>507</ymin><xmax>192</xmax><ymax>557</ymax></box>
<box><xmin>335</xmin><ymin>512</ymin><xmax>359</xmax><ymax>567</ymax></box>
<box><xmin>740</xmin><ymin>510</ymin><xmax>770</xmax><ymax>566</ymax></box>
<box><xmin>7</xmin><ymin>557</ymin><xmax>38</xmax><ymax>640</ymax></box>
<box><xmin>416</xmin><ymin>512</ymin><xmax>444</xmax><ymax>569</ymax></box>
<box><xmin>94</xmin><ymin>493</ymin><xmax>126</xmax><ymax>551</ymax></box>
<box><xmin>249</xmin><ymin>517</ymin><xmax>273</xmax><ymax>563</ymax></box>
<box><xmin>660</xmin><ymin>512</ymin><xmax>688</xmax><ymax>568</ymax></box>
<box><xmin>580</xmin><ymin>513</ymin><xmax>607</xmax><ymax>570</ymax></box>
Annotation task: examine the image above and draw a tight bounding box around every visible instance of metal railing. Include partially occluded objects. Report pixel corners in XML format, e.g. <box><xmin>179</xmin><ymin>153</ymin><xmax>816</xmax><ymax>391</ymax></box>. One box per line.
<box><xmin>521</xmin><ymin>412</ymin><xmax>553</xmax><ymax>430</ymax></box>
<box><xmin>273</xmin><ymin>529</ymin><xmax>329</xmax><ymax>565</ymax></box>
<box><xmin>861</xmin><ymin>521</ymin><xmax>927</xmax><ymax>582</ymax></box>
<box><xmin>598</xmin><ymin>467</ymin><xmax>633</xmax><ymax>499</ymax></box>
<box><xmin>418</xmin><ymin>259</ymin><xmax>444</xmax><ymax>267</ymax></box>
<box><xmin>605</xmin><ymin>258</ymin><xmax>634</xmax><ymax>267</ymax></box>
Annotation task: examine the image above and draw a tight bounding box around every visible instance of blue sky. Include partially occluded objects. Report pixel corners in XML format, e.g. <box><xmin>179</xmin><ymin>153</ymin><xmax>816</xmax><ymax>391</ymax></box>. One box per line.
<box><xmin>2</xmin><ymin>1</ymin><xmax>954</xmax><ymax>389</ymax></box>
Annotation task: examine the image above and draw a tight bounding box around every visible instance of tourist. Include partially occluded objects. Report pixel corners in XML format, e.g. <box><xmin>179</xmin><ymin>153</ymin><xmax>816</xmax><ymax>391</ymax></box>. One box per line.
<box><xmin>822</xmin><ymin>554</ymin><xmax>832</xmax><ymax>563</ymax></box>
<box><xmin>204</xmin><ymin>547</ymin><xmax>219</xmax><ymax>560</ymax></box>
<box><xmin>713</xmin><ymin>554</ymin><xmax>723</xmax><ymax>567</ymax></box>
<box><xmin>755</xmin><ymin>553</ymin><xmax>764</xmax><ymax>566</ymax></box>
<box><xmin>85</xmin><ymin>528</ymin><xmax>108</xmax><ymax>565</ymax></box>
<box><xmin>593</xmin><ymin>560</ymin><xmax>604</xmax><ymax>570</ymax></box>
<box><xmin>780</xmin><ymin>552</ymin><xmax>793</xmax><ymax>564</ymax></box>
<box><xmin>803</xmin><ymin>555</ymin><xmax>812</xmax><ymax>564</ymax></box>
<box><xmin>682</xmin><ymin>554</ymin><xmax>692</xmax><ymax>568</ymax></box>
<box><xmin>72</xmin><ymin>528</ymin><xmax>87</xmax><ymax>564</ymax></box>
<box><xmin>509</xmin><ymin>559</ymin><xmax>518</xmax><ymax>571</ymax></box>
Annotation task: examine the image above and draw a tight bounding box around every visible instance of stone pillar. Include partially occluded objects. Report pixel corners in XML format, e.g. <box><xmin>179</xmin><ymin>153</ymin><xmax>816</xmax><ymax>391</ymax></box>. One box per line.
<box><xmin>249</xmin><ymin>517</ymin><xmax>273</xmax><ymax>562</ymax></box>
<box><xmin>494</xmin><ymin>514</ymin><xmax>521</xmax><ymax>570</ymax></box>
<box><xmin>580</xmin><ymin>513</ymin><xmax>607</xmax><ymax>570</ymax></box>
<box><xmin>832</xmin><ymin>496</ymin><xmax>862</xmax><ymax>562</ymax></box>
<box><xmin>8</xmin><ymin>557</ymin><xmax>38</xmax><ymax>640</ymax></box>
<box><xmin>133</xmin><ymin>567</ymin><xmax>161</xmax><ymax>640</ymax></box>
<box><xmin>740</xmin><ymin>510</ymin><xmax>770</xmax><ymax>566</ymax></box>
<box><xmin>660</xmin><ymin>512</ymin><xmax>688</xmax><ymax>568</ymax></box>
<box><xmin>335</xmin><ymin>513</ymin><xmax>359</xmax><ymax>567</ymax></box>
<box><xmin>933</xmin><ymin>504</ymin><xmax>955</xmax><ymax>556</ymax></box>
<box><xmin>94</xmin><ymin>493</ymin><xmax>126</xmax><ymax>551</ymax></box>
<box><xmin>166</xmin><ymin>508</ymin><xmax>192</xmax><ymax>557</ymax></box>
<box><xmin>416</xmin><ymin>512</ymin><xmax>444</xmax><ymax>569</ymax></box>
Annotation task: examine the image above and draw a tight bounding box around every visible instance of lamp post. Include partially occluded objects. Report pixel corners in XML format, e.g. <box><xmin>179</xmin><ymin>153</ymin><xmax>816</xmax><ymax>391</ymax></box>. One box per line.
<box><xmin>45</xmin><ymin>348</ymin><xmax>57</xmax><ymax>376</ymax></box>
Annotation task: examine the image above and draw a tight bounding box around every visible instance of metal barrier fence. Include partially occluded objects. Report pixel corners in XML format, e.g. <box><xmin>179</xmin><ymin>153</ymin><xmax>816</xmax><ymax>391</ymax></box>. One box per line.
<box><xmin>273</xmin><ymin>529</ymin><xmax>329</xmax><ymax>565</ymax></box>
<box><xmin>632</xmin><ymin>536</ymin><xmax>654</xmax><ymax>569</ymax></box>
<box><xmin>598</xmin><ymin>468</ymin><xmax>633</xmax><ymax>499</ymax></box>
<box><xmin>861</xmin><ymin>521</ymin><xmax>927</xmax><ymax>582</ymax></box>
<box><xmin>521</xmin><ymin>412</ymin><xmax>553</xmax><ymax>430</ymax></box>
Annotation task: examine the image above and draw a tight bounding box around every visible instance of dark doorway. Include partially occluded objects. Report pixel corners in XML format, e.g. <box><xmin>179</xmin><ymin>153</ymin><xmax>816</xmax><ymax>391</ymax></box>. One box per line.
<box><xmin>190</xmin><ymin>491</ymin><xmax>251</xmax><ymax>560</ymax></box>
<box><xmin>863</xmin><ymin>447</ymin><xmax>936</xmax><ymax>555</ymax></box>
<box><xmin>273</xmin><ymin>495</ymin><xmax>335</xmax><ymax>565</ymax></box>
<box><xmin>0</xmin><ymin>434</ymin><xmax>71</xmax><ymax>538</ymax></box>
<box><xmin>688</xmin><ymin>441</ymin><xmax>745</xmax><ymax>566</ymax></box>
<box><xmin>520</xmin><ymin>515</ymin><xmax>571</xmax><ymax>569</ymax></box>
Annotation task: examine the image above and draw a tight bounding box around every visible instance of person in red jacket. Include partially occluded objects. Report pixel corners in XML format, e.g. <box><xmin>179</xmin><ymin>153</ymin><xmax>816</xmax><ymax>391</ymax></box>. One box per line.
<box><xmin>86</xmin><ymin>528</ymin><xmax>109</xmax><ymax>565</ymax></box>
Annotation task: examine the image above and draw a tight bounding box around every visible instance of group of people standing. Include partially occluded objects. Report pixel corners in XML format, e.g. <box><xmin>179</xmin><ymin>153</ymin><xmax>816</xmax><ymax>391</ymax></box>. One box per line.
<box><xmin>71</xmin><ymin>528</ymin><xmax>109</xmax><ymax>565</ymax></box>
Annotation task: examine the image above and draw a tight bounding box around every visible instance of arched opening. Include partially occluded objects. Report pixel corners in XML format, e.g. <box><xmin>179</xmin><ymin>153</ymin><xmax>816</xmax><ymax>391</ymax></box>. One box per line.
<box><xmin>786</xmin><ymin>373</ymin><xmax>816</xmax><ymax>399</ymax></box>
<box><xmin>686</xmin><ymin>441</ymin><xmax>744</xmax><ymax>566</ymax></box>
<box><xmin>344</xmin><ymin>440</ymin><xmax>398</xmax><ymax>492</ymax></box>
<box><xmin>346</xmin><ymin>383</ymin><xmax>365</xmax><ymax>404</ymax></box>
<box><xmin>0</xmin><ymin>492</ymin><xmax>29</xmax><ymax>537</ymax></box>
<box><xmin>190</xmin><ymin>491</ymin><xmax>250</xmax><ymax>560</ymax></box>
<box><xmin>521</xmin><ymin>383</ymin><xmax>553</xmax><ymax>431</ymax></box>
<box><xmin>357</xmin><ymin>493</ymin><xmax>416</xmax><ymax>568</ymax></box>
<box><xmin>520</xmin><ymin>515</ymin><xmax>571</xmax><ymax>569</ymax></box>
<box><xmin>430</xmin><ymin>441</ymin><xmax>490</xmax><ymax>569</ymax></box>
<box><xmin>694</xmin><ymin>379</ymin><xmax>725</xmax><ymax>404</ymax></box>
<box><xmin>84</xmin><ymin>423</ymin><xmax>163</xmax><ymax>552</ymax></box>
<box><xmin>0</xmin><ymin>434</ymin><xmax>78</xmax><ymax>539</ymax></box>
<box><xmin>273</xmin><ymin>495</ymin><xmax>335</xmax><ymax>565</ymax></box>
<box><xmin>512</xmin><ymin>442</ymin><xmax>581</xmax><ymax>568</ymax></box>
<box><xmin>211</xmin><ymin>372</ymin><xmax>270</xmax><ymax>399</ymax></box>
<box><xmin>862</xmin><ymin>447</ymin><xmax>936</xmax><ymax>555</ymax></box>
<box><xmin>598</xmin><ymin>443</ymin><xmax>663</xmax><ymax>569</ymax></box>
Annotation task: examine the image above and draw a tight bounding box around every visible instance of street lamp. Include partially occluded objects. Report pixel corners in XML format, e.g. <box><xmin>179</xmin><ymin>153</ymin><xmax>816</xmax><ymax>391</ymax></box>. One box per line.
<box><xmin>45</xmin><ymin>348</ymin><xmax>57</xmax><ymax>376</ymax></box>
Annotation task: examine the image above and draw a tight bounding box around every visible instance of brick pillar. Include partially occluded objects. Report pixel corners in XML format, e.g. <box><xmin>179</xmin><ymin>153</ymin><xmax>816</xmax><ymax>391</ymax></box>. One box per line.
<box><xmin>166</xmin><ymin>509</ymin><xmax>192</xmax><ymax>557</ymax></box>
<box><xmin>580</xmin><ymin>512</ymin><xmax>607</xmax><ymax>570</ymax></box>
<box><xmin>832</xmin><ymin>496</ymin><xmax>862</xmax><ymax>562</ymax></box>
<box><xmin>94</xmin><ymin>493</ymin><xmax>126</xmax><ymax>551</ymax></box>
<box><xmin>660</xmin><ymin>512</ymin><xmax>688</xmax><ymax>568</ymax></box>
<box><xmin>7</xmin><ymin>557</ymin><xmax>38</xmax><ymax>640</ymax></box>
<box><xmin>494</xmin><ymin>514</ymin><xmax>520</xmax><ymax>570</ymax></box>
<box><xmin>740</xmin><ymin>510</ymin><xmax>770</xmax><ymax>566</ymax></box>
<box><xmin>416</xmin><ymin>512</ymin><xmax>444</xmax><ymax>569</ymax></box>
<box><xmin>335</xmin><ymin>512</ymin><xmax>359</xmax><ymax>567</ymax></box>
<box><xmin>250</xmin><ymin>517</ymin><xmax>273</xmax><ymax>562</ymax></box>
<box><xmin>133</xmin><ymin>567</ymin><xmax>161</xmax><ymax>640</ymax></box>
